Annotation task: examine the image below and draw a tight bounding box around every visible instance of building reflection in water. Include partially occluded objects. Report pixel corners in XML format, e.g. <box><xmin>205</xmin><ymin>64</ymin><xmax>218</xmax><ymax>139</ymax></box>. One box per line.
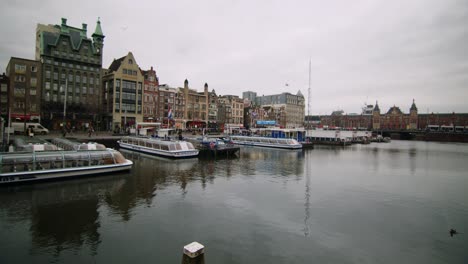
<box><xmin>0</xmin><ymin>176</ymin><xmax>126</xmax><ymax>259</ymax></box>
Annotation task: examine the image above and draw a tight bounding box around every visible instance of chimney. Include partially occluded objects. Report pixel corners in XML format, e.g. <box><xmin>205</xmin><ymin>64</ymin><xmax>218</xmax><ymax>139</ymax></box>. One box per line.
<box><xmin>61</xmin><ymin>18</ymin><xmax>67</xmax><ymax>26</ymax></box>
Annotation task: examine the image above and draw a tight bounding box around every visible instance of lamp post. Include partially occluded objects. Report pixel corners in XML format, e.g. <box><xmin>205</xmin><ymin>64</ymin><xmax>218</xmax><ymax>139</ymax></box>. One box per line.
<box><xmin>62</xmin><ymin>79</ymin><xmax>68</xmax><ymax>128</ymax></box>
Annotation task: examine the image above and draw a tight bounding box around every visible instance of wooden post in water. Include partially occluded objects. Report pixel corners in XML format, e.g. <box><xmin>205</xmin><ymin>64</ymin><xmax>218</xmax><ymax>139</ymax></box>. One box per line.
<box><xmin>181</xmin><ymin>241</ymin><xmax>205</xmax><ymax>264</ymax></box>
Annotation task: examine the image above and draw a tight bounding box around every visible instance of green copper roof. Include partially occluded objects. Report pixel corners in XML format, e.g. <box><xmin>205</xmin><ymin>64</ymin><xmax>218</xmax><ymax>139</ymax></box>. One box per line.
<box><xmin>93</xmin><ymin>18</ymin><xmax>104</xmax><ymax>36</ymax></box>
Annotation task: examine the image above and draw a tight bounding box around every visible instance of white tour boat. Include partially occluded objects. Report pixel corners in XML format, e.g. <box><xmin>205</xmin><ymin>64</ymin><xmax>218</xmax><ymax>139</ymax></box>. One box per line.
<box><xmin>0</xmin><ymin>149</ymin><xmax>133</xmax><ymax>184</ymax></box>
<box><xmin>229</xmin><ymin>135</ymin><xmax>303</xmax><ymax>149</ymax></box>
<box><xmin>117</xmin><ymin>136</ymin><xmax>199</xmax><ymax>158</ymax></box>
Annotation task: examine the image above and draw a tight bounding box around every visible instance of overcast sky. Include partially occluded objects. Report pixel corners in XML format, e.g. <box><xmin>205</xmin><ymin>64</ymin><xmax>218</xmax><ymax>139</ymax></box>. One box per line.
<box><xmin>1</xmin><ymin>0</ymin><xmax>467</xmax><ymax>115</ymax></box>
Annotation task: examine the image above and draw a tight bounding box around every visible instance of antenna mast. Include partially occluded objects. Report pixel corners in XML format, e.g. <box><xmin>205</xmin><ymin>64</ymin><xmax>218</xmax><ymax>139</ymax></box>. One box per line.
<box><xmin>307</xmin><ymin>58</ymin><xmax>311</xmax><ymax>118</ymax></box>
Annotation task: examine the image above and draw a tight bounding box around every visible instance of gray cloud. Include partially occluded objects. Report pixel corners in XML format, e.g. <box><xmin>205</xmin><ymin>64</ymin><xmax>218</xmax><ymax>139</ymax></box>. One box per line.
<box><xmin>1</xmin><ymin>0</ymin><xmax>467</xmax><ymax>114</ymax></box>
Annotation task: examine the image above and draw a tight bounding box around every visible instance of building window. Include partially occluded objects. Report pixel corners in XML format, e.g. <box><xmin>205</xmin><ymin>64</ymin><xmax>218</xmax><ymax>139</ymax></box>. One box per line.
<box><xmin>30</xmin><ymin>89</ymin><xmax>37</xmax><ymax>95</ymax></box>
<box><xmin>14</xmin><ymin>87</ymin><xmax>25</xmax><ymax>96</ymax></box>
<box><xmin>83</xmin><ymin>76</ymin><xmax>87</xmax><ymax>84</ymax></box>
<box><xmin>53</xmin><ymin>72</ymin><xmax>58</xmax><ymax>80</ymax></box>
<box><xmin>53</xmin><ymin>83</ymin><xmax>58</xmax><ymax>91</ymax></box>
<box><xmin>0</xmin><ymin>84</ymin><xmax>6</xmax><ymax>92</ymax></box>
<box><xmin>128</xmin><ymin>59</ymin><xmax>133</xmax><ymax>64</ymax></box>
<box><xmin>45</xmin><ymin>82</ymin><xmax>50</xmax><ymax>90</ymax></box>
<box><xmin>75</xmin><ymin>87</ymin><xmax>80</xmax><ymax>94</ymax></box>
<box><xmin>68</xmin><ymin>74</ymin><xmax>73</xmax><ymax>82</ymax></box>
<box><xmin>15</xmin><ymin>75</ymin><xmax>26</xmax><ymax>82</ymax></box>
<box><xmin>89</xmin><ymin>77</ymin><xmax>94</xmax><ymax>84</ymax></box>
<box><xmin>15</xmin><ymin>64</ymin><xmax>26</xmax><ymax>73</ymax></box>
<box><xmin>89</xmin><ymin>87</ymin><xmax>94</xmax><ymax>95</ymax></box>
<box><xmin>82</xmin><ymin>86</ymin><xmax>87</xmax><ymax>94</ymax></box>
<box><xmin>46</xmin><ymin>70</ymin><xmax>51</xmax><ymax>79</ymax></box>
<box><xmin>30</xmin><ymin>77</ymin><xmax>37</xmax><ymax>87</ymax></box>
<box><xmin>31</xmin><ymin>66</ymin><xmax>37</xmax><ymax>72</ymax></box>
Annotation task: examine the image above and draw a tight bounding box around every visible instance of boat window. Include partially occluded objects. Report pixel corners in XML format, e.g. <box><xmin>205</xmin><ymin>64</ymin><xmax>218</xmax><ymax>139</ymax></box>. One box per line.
<box><xmin>187</xmin><ymin>142</ymin><xmax>195</xmax><ymax>150</ymax></box>
<box><xmin>112</xmin><ymin>152</ymin><xmax>127</xmax><ymax>164</ymax></box>
<box><xmin>161</xmin><ymin>144</ymin><xmax>169</xmax><ymax>151</ymax></box>
<box><xmin>169</xmin><ymin>144</ymin><xmax>176</xmax><ymax>151</ymax></box>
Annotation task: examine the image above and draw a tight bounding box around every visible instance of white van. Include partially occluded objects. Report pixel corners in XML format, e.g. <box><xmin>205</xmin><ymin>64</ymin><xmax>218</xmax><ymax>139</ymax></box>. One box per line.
<box><xmin>10</xmin><ymin>122</ymin><xmax>49</xmax><ymax>135</ymax></box>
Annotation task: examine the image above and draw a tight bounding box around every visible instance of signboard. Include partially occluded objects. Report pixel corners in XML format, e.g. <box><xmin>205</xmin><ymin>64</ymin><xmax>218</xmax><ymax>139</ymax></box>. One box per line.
<box><xmin>256</xmin><ymin>120</ymin><xmax>276</xmax><ymax>125</ymax></box>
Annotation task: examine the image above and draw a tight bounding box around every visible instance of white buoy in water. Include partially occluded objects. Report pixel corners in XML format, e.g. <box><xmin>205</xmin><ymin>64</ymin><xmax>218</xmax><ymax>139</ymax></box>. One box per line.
<box><xmin>182</xmin><ymin>241</ymin><xmax>205</xmax><ymax>264</ymax></box>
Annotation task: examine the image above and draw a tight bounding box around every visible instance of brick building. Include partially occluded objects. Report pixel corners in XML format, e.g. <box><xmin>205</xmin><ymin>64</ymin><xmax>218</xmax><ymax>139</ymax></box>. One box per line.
<box><xmin>5</xmin><ymin>58</ymin><xmax>42</xmax><ymax>122</ymax></box>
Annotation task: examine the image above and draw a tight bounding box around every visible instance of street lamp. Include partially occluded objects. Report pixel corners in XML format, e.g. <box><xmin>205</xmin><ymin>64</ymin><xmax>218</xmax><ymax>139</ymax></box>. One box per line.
<box><xmin>62</xmin><ymin>79</ymin><xmax>68</xmax><ymax>128</ymax></box>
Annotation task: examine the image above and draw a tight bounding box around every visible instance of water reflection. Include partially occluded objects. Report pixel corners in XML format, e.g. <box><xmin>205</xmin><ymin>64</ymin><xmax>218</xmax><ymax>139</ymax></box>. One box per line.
<box><xmin>238</xmin><ymin>147</ymin><xmax>304</xmax><ymax>177</ymax></box>
<box><xmin>3</xmin><ymin>141</ymin><xmax>466</xmax><ymax>263</ymax></box>
<box><xmin>0</xmin><ymin>176</ymin><xmax>126</xmax><ymax>259</ymax></box>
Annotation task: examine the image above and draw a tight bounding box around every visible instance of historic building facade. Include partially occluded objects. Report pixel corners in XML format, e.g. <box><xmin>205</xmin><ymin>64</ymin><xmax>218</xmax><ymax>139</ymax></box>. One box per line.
<box><xmin>36</xmin><ymin>18</ymin><xmax>104</xmax><ymax>130</ymax></box>
<box><xmin>319</xmin><ymin>100</ymin><xmax>419</xmax><ymax>130</ymax></box>
<box><xmin>158</xmin><ymin>84</ymin><xmax>177</xmax><ymax>127</ymax></box>
<box><xmin>217</xmin><ymin>94</ymin><xmax>244</xmax><ymax>131</ymax></box>
<box><xmin>207</xmin><ymin>89</ymin><xmax>218</xmax><ymax>130</ymax></box>
<box><xmin>142</xmin><ymin>66</ymin><xmax>159</xmax><ymax>122</ymax></box>
<box><xmin>5</xmin><ymin>58</ymin><xmax>42</xmax><ymax>122</ymax></box>
<box><xmin>181</xmin><ymin>80</ymin><xmax>209</xmax><ymax>129</ymax></box>
<box><xmin>102</xmin><ymin>52</ymin><xmax>144</xmax><ymax>132</ymax></box>
<box><xmin>0</xmin><ymin>73</ymin><xmax>8</xmax><ymax>120</ymax></box>
<box><xmin>242</xmin><ymin>90</ymin><xmax>305</xmax><ymax>128</ymax></box>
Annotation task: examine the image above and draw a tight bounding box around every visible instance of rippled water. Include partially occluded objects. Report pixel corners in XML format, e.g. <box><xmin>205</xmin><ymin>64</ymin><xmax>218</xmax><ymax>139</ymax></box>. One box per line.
<box><xmin>1</xmin><ymin>141</ymin><xmax>467</xmax><ymax>263</ymax></box>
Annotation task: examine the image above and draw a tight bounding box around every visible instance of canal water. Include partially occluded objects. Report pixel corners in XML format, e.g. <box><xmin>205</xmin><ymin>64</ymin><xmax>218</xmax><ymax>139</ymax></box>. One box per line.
<box><xmin>1</xmin><ymin>141</ymin><xmax>467</xmax><ymax>263</ymax></box>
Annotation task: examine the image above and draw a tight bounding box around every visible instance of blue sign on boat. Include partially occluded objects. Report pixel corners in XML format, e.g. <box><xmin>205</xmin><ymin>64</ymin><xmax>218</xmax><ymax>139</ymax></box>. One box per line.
<box><xmin>256</xmin><ymin>120</ymin><xmax>276</xmax><ymax>125</ymax></box>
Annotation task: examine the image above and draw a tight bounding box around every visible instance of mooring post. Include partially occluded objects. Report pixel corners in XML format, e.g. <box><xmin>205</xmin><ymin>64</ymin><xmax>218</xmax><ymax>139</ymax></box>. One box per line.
<box><xmin>181</xmin><ymin>241</ymin><xmax>205</xmax><ymax>264</ymax></box>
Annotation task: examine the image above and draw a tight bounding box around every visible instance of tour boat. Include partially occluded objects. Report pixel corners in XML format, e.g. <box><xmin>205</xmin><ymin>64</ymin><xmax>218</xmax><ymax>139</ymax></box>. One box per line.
<box><xmin>117</xmin><ymin>136</ymin><xmax>199</xmax><ymax>158</ymax></box>
<box><xmin>229</xmin><ymin>135</ymin><xmax>302</xmax><ymax>149</ymax></box>
<box><xmin>0</xmin><ymin>149</ymin><xmax>133</xmax><ymax>184</ymax></box>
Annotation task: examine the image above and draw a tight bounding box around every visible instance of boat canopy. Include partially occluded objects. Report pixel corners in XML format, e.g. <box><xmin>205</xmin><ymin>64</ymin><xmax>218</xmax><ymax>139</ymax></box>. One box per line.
<box><xmin>0</xmin><ymin>149</ymin><xmax>127</xmax><ymax>174</ymax></box>
<box><xmin>51</xmin><ymin>138</ymin><xmax>107</xmax><ymax>151</ymax></box>
<box><xmin>120</xmin><ymin>136</ymin><xmax>196</xmax><ymax>150</ymax></box>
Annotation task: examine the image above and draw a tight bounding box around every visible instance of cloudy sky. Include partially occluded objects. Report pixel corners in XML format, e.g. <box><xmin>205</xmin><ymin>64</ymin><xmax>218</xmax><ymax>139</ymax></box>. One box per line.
<box><xmin>1</xmin><ymin>0</ymin><xmax>467</xmax><ymax>115</ymax></box>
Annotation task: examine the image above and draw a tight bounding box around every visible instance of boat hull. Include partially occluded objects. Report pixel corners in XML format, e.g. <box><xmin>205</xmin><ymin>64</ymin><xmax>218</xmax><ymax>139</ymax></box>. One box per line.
<box><xmin>230</xmin><ymin>137</ymin><xmax>302</xmax><ymax>149</ymax></box>
<box><xmin>0</xmin><ymin>160</ymin><xmax>133</xmax><ymax>185</ymax></box>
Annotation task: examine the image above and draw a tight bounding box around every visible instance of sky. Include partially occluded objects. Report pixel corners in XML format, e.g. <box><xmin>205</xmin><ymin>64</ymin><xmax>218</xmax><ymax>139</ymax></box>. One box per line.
<box><xmin>1</xmin><ymin>0</ymin><xmax>467</xmax><ymax>115</ymax></box>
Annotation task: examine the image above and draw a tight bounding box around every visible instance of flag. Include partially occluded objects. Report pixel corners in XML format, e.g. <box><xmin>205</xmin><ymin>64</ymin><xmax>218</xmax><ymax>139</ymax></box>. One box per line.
<box><xmin>168</xmin><ymin>106</ymin><xmax>173</xmax><ymax>120</ymax></box>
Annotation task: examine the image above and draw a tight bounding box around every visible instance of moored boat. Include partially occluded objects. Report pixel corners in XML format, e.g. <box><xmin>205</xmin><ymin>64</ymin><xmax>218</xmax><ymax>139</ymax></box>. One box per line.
<box><xmin>0</xmin><ymin>149</ymin><xmax>133</xmax><ymax>184</ymax></box>
<box><xmin>229</xmin><ymin>135</ymin><xmax>302</xmax><ymax>149</ymax></box>
<box><xmin>198</xmin><ymin>138</ymin><xmax>240</xmax><ymax>157</ymax></box>
<box><xmin>117</xmin><ymin>136</ymin><xmax>199</xmax><ymax>158</ymax></box>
